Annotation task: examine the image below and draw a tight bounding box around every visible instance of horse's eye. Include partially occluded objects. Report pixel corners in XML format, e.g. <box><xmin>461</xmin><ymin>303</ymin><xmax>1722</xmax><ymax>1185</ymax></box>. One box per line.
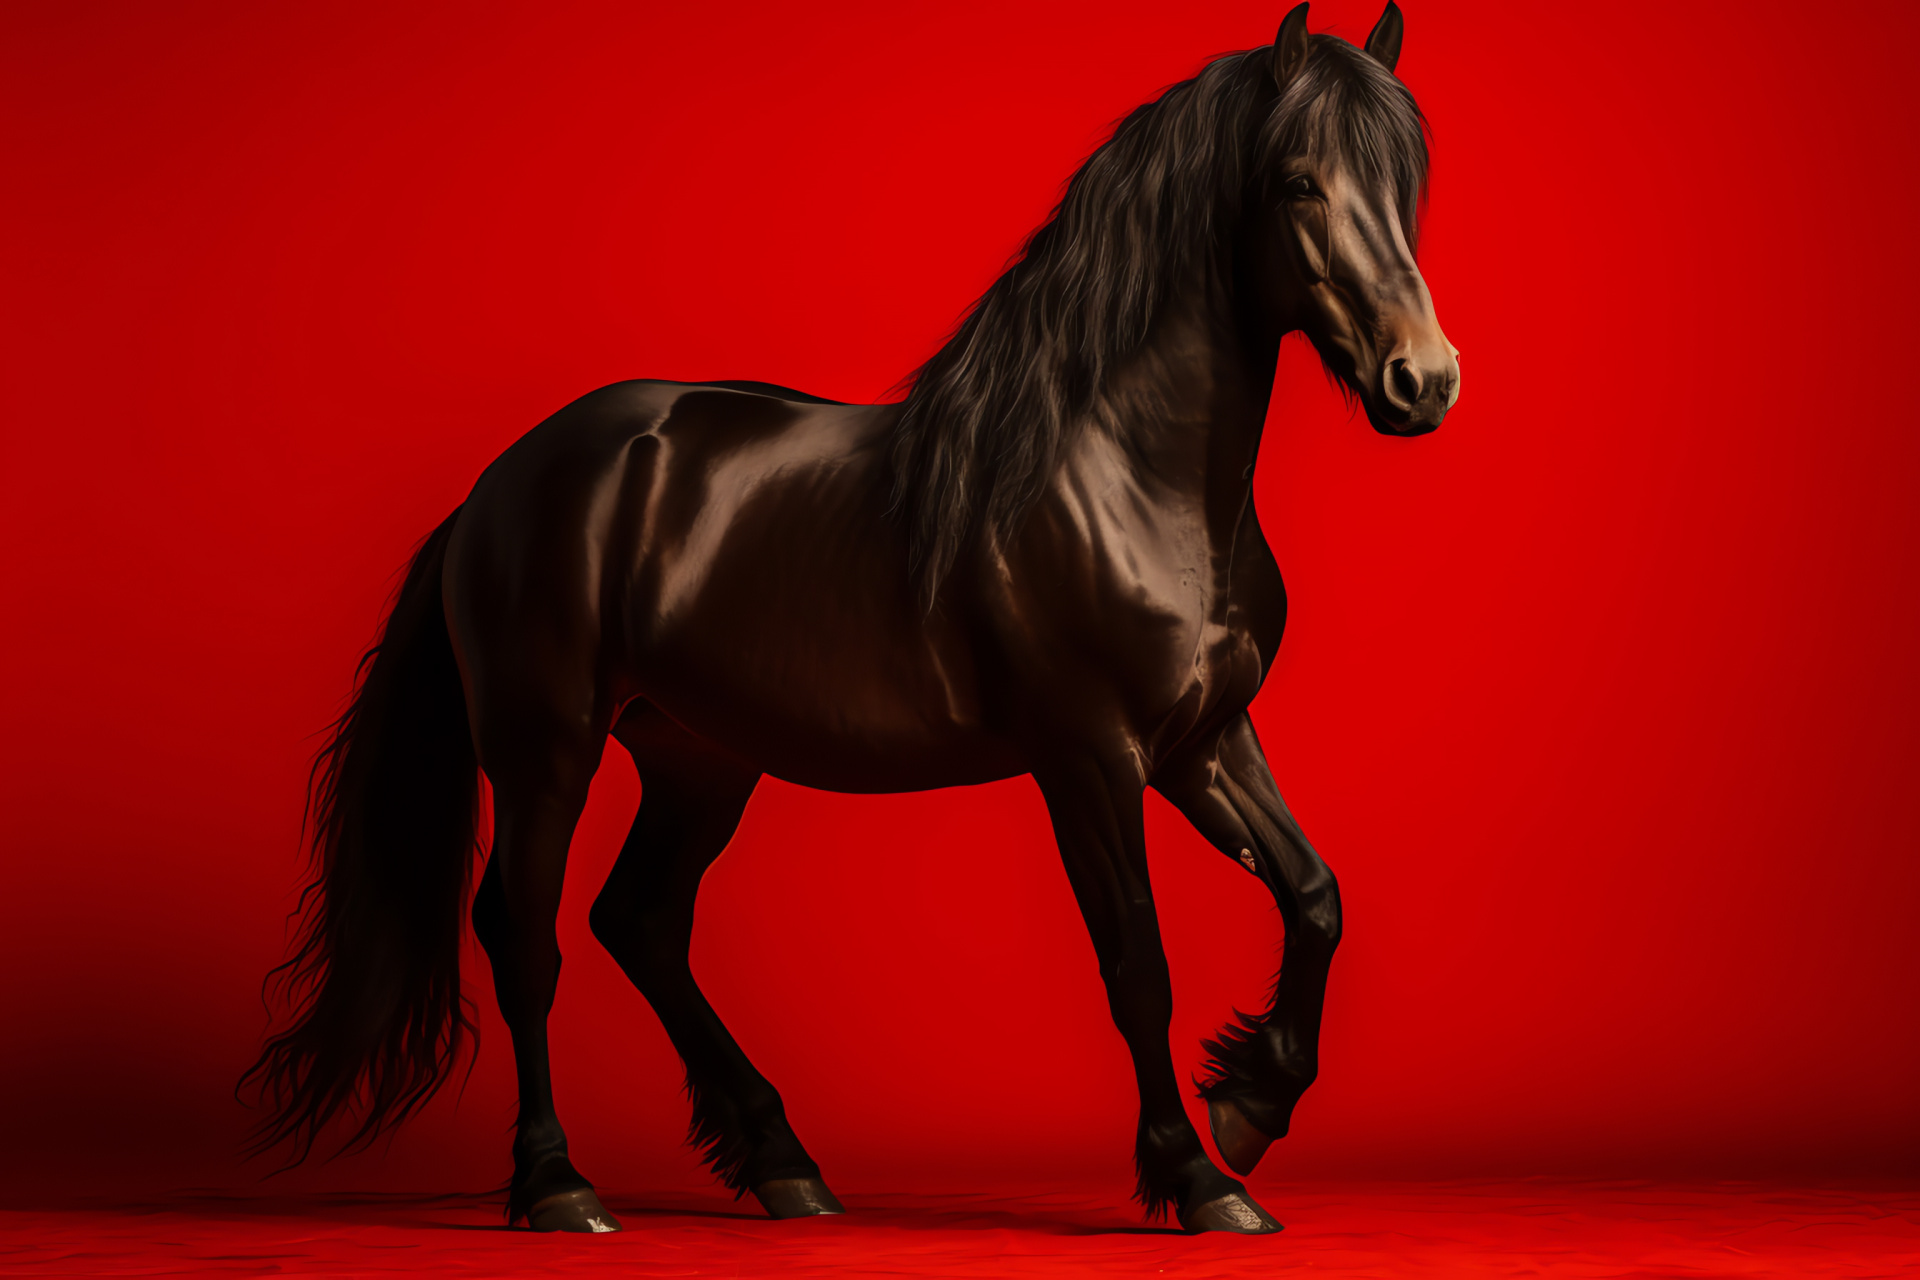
<box><xmin>1284</xmin><ymin>175</ymin><xmax>1313</xmax><ymax>198</ymax></box>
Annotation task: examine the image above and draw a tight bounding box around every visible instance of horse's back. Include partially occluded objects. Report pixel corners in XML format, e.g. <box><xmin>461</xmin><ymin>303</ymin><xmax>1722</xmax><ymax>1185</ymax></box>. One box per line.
<box><xmin>446</xmin><ymin>380</ymin><xmax>1020</xmax><ymax>791</ymax></box>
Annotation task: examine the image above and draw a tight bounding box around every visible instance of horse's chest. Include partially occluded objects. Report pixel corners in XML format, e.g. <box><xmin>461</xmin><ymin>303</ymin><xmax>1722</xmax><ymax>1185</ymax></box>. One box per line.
<box><xmin>995</xmin><ymin>476</ymin><xmax>1283</xmax><ymax>755</ymax></box>
<box><xmin>1149</xmin><ymin>589</ymin><xmax>1265</xmax><ymax>742</ymax></box>
<box><xmin>1137</xmin><ymin>522</ymin><xmax>1286</xmax><ymax>756</ymax></box>
<box><xmin>1059</xmin><ymin>545</ymin><xmax>1259</xmax><ymax>755</ymax></box>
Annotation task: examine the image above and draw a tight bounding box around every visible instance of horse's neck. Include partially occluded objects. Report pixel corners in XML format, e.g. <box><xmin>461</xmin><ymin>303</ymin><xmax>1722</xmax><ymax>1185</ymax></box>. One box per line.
<box><xmin>1098</xmin><ymin>275</ymin><xmax>1278</xmax><ymax>524</ymax></box>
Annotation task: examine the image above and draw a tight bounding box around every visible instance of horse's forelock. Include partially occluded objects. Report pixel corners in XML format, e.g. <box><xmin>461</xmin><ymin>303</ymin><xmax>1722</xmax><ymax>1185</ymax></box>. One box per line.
<box><xmin>1262</xmin><ymin>35</ymin><xmax>1431</xmax><ymax>245</ymax></box>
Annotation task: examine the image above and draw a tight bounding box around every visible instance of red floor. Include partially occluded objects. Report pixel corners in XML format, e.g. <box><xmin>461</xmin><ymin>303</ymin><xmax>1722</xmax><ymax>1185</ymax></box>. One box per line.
<box><xmin>3</xmin><ymin>1182</ymin><xmax>1916</xmax><ymax>1278</ymax></box>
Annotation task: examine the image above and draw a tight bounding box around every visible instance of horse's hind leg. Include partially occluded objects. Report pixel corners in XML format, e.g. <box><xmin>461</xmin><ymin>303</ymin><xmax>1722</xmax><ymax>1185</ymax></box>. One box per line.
<box><xmin>470</xmin><ymin>707</ymin><xmax>620</xmax><ymax>1232</ymax></box>
<box><xmin>1034</xmin><ymin>753</ymin><xmax>1281</xmax><ymax>1235</ymax></box>
<box><xmin>1154</xmin><ymin>712</ymin><xmax>1341</xmax><ymax>1178</ymax></box>
<box><xmin>588</xmin><ymin>703</ymin><xmax>843</xmax><ymax>1219</ymax></box>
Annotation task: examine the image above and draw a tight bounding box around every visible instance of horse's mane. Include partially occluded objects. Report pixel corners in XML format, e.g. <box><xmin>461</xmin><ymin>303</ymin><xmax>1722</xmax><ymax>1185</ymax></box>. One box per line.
<box><xmin>889</xmin><ymin>35</ymin><xmax>1429</xmax><ymax>602</ymax></box>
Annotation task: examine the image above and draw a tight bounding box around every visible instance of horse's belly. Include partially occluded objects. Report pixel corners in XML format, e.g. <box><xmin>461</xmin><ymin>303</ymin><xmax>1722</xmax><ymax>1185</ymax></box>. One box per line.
<box><xmin>626</xmin><ymin>634</ymin><xmax>1021</xmax><ymax>793</ymax></box>
<box><xmin>618</xmin><ymin>502</ymin><xmax>1021</xmax><ymax>790</ymax></box>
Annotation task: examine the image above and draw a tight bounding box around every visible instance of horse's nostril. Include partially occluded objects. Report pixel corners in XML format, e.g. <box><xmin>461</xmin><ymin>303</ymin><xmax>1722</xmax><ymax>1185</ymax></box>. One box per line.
<box><xmin>1386</xmin><ymin>358</ymin><xmax>1421</xmax><ymax>411</ymax></box>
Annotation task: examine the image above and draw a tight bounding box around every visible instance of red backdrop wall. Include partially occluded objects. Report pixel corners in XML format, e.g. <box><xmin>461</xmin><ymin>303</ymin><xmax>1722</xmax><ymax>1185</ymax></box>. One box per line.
<box><xmin>2</xmin><ymin>0</ymin><xmax>1916</xmax><ymax>1199</ymax></box>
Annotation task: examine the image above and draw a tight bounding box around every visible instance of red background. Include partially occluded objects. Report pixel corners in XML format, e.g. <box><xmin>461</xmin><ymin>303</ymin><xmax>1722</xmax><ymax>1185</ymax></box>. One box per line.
<box><xmin>2</xmin><ymin>0</ymin><xmax>1916</xmax><ymax>1204</ymax></box>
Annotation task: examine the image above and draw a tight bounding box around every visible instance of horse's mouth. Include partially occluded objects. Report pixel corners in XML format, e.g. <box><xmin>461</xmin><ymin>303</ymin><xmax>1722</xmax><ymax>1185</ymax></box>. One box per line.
<box><xmin>1362</xmin><ymin>396</ymin><xmax>1435</xmax><ymax>437</ymax></box>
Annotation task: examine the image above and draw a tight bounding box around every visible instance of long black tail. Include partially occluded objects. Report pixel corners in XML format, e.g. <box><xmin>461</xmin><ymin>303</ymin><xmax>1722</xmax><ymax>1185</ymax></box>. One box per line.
<box><xmin>241</xmin><ymin>508</ymin><xmax>479</xmax><ymax>1164</ymax></box>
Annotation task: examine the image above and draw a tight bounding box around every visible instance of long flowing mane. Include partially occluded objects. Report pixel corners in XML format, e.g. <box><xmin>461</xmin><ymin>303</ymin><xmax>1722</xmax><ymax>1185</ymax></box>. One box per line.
<box><xmin>889</xmin><ymin>36</ymin><xmax>1429</xmax><ymax>602</ymax></box>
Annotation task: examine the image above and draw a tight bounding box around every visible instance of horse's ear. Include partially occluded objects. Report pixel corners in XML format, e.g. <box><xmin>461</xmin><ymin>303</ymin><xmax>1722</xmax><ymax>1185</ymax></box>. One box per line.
<box><xmin>1273</xmin><ymin>3</ymin><xmax>1312</xmax><ymax>93</ymax></box>
<box><xmin>1364</xmin><ymin>1</ymin><xmax>1403</xmax><ymax>72</ymax></box>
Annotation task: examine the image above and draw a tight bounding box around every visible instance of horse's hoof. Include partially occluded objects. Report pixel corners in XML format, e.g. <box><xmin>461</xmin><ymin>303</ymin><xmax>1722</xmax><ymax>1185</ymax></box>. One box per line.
<box><xmin>1208</xmin><ymin>1097</ymin><xmax>1275</xmax><ymax>1176</ymax></box>
<box><xmin>1178</xmin><ymin>1189</ymin><xmax>1283</xmax><ymax>1234</ymax></box>
<box><xmin>527</xmin><ymin>1187</ymin><xmax>622</xmax><ymax>1233</ymax></box>
<box><xmin>752</xmin><ymin>1177</ymin><xmax>845</xmax><ymax>1219</ymax></box>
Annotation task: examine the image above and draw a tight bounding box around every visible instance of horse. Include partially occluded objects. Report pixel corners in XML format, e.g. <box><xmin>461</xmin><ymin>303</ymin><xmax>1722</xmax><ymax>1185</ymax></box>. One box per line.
<box><xmin>244</xmin><ymin>0</ymin><xmax>1459</xmax><ymax>1236</ymax></box>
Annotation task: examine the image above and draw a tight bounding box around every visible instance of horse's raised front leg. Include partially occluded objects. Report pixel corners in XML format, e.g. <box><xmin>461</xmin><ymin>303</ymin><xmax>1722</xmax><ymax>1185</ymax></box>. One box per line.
<box><xmin>1034</xmin><ymin>752</ymin><xmax>1281</xmax><ymax>1234</ymax></box>
<box><xmin>588</xmin><ymin>703</ymin><xmax>843</xmax><ymax>1219</ymax></box>
<box><xmin>1153</xmin><ymin>712</ymin><xmax>1341</xmax><ymax>1177</ymax></box>
<box><xmin>470</xmin><ymin>713</ymin><xmax>620</xmax><ymax>1232</ymax></box>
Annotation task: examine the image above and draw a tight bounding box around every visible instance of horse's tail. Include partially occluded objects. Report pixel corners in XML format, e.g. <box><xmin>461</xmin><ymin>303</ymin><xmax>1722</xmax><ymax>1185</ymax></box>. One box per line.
<box><xmin>240</xmin><ymin>507</ymin><xmax>480</xmax><ymax>1165</ymax></box>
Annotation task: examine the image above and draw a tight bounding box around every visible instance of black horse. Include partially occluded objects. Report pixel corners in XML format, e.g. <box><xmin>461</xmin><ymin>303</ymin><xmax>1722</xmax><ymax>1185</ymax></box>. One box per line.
<box><xmin>245</xmin><ymin>1</ymin><xmax>1458</xmax><ymax>1236</ymax></box>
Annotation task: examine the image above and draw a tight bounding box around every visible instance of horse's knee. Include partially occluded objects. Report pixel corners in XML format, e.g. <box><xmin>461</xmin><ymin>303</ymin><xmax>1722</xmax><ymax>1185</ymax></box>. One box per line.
<box><xmin>588</xmin><ymin>890</ymin><xmax>686</xmax><ymax>986</ymax></box>
<box><xmin>586</xmin><ymin>891</ymin><xmax>653</xmax><ymax>964</ymax></box>
<box><xmin>585</xmin><ymin>892</ymin><xmax>627</xmax><ymax>955</ymax></box>
<box><xmin>472</xmin><ymin>867</ymin><xmax>508</xmax><ymax>955</ymax></box>
<box><xmin>1293</xmin><ymin>865</ymin><xmax>1342</xmax><ymax>955</ymax></box>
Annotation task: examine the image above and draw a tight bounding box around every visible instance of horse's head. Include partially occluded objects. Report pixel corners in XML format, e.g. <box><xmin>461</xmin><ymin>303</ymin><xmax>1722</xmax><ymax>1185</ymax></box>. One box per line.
<box><xmin>1257</xmin><ymin>2</ymin><xmax>1458</xmax><ymax>435</ymax></box>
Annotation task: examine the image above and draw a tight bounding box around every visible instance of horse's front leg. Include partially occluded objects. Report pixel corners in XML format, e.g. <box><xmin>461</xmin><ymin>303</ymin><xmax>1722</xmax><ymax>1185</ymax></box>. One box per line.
<box><xmin>1153</xmin><ymin>712</ymin><xmax>1341</xmax><ymax>1177</ymax></box>
<box><xmin>1034</xmin><ymin>752</ymin><xmax>1281</xmax><ymax>1234</ymax></box>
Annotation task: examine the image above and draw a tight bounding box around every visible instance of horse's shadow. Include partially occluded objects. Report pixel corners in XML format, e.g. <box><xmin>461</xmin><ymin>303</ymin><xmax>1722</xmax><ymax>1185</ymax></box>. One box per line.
<box><xmin>409</xmin><ymin>1194</ymin><xmax>1193</xmax><ymax>1236</ymax></box>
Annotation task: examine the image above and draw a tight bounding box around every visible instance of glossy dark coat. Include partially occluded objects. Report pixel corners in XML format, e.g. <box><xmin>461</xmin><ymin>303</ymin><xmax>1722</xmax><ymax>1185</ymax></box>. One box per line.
<box><xmin>246</xmin><ymin>1</ymin><xmax>1459</xmax><ymax>1237</ymax></box>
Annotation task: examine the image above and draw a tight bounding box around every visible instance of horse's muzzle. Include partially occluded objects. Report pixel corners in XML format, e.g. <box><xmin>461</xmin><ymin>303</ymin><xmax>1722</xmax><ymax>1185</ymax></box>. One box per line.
<box><xmin>1371</xmin><ymin>348</ymin><xmax>1460</xmax><ymax>435</ymax></box>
